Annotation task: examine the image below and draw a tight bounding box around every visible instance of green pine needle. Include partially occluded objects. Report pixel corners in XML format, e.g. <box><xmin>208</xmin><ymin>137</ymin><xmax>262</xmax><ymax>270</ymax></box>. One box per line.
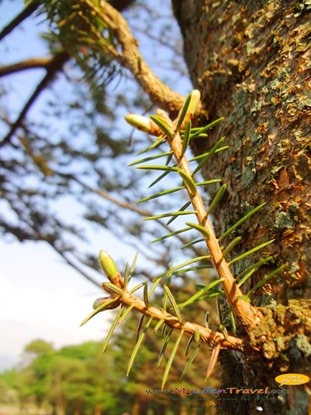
<box><xmin>181</xmin><ymin>238</ymin><xmax>204</xmax><ymax>249</ymax></box>
<box><xmin>181</xmin><ymin>342</ymin><xmax>201</xmax><ymax>380</ymax></box>
<box><xmin>147</xmin><ymin>277</ymin><xmax>162</xmax><ymax>298</ymax></box>
<box><xmin>102</xmin><ymin>307</ymin><xmax>124</xmax><ymax>354</ymax></box>
<box><xmin>124</xmin><ymin>252</ymin><xmax>139</xmax><ymax>287</ymax></box>
<box><xmin>129</xmin><ymin>151</ymin><xmax>172</xmax><ymax>166</ymax></box>
<box><xmin>189</xmin><ymin>146</ymin><xmax>229</xmax><ymax>162</ymax></box>
<box><xmin>177</xmin><ymin>169</ymin><xmax>197</xmax><ymax>194</ymax></box>
<box><xmin>186</xmin><ymin>222</ymin><xmax>210</xmax><ymax>239</ymax></box>
<box><xmin>185</xmin><ymin>334</ymin><xmax>194</xmax><ymax>357</ymax></box>
<box><xmin>80</xmin><ymin>297</ymin><xmax>120</xmax><ymax>326</ymax></box>
<box><xmin>150</xmin><ymin>114</ymin><xmax>173</xmax><ymax>138</ymax></box>
<box><xmin>138</xmin><ymin>137</ymin><xmax>165</xmax><ymax>154</ymax></box>
<box><xmin>178</xmin><ymin>278</ymin><xmax>224</xmax><ymax>309</ymax></box>
<box><xmin>174</xmin><ymin>93</ymin><xmax>192</xmax><ymax>132</ymax></box>
<box><xmin>127</xmin><ymin>317</ymin><xmax>153</xmax><ymax>376</ymax></box>
<box><xmin>236</xmin><ymin>256</ymin><xmax>274</xmax><ymax>287</ymax></box>
<box><xmin>229</xmin><ymin>240</ymin><xmax>274</xmax><ymax>265</ymax></box>
<box><xmin>136</xmin><ymin>164</ymin><xmax>178</xmax><ymax>172</ymax></box>
<box><xmin>135</xmin><ymin>315</ymin><xmax>145</xmax><ymax>343</ymax></box>
<box><xmin>222</xmin><ymin>236</ymin><xmax>243</xmax><ymax>258</ymax></box>
<box><xmin>247</xmin><ymin>264</ymin><xmax>286</xmax><ymax>296</ymax></box>
<box><xmin>181</xmin><ymin>120</ymin><xmax>192</xmax><ymax>156</ymax></box>
<box><xmin>154</xmin><ymin>319</ymin><xmax>165</xmax><ymax>333</ymax></box>
<box><xmin>166</xmin><ymin>201</ymin><xmax>191</xmax><ymax>225</ymax></box>
<box><xmin>148</xmin><ymin>170</ymin><xmax>171</xmax><ymax>188</ymax></box>
<box><xmin>118</xmin><ymin>304</ymin><xmax>136</xmax><ymax>324</ymax></box>
<box><xmin>172</xmin><ymin>264</ymin><xmax>212</xmax><ymax>275</ymax></box>
<box><xmin>157</xmin><ymin>327</ymin><xmax>173</xmax><ymax>367</ymax></box>
<box><xmin>196</xmin><ymin>179</ymin><xmax>222</xmax><ymax>187</ymax></box>
<box><xmin>143</xmin><ymin>210</ymin><xmax>196</xmax><ymax>221</ymax></box>
<box><xmin>229</xmin><ymin>309</ymin><xmax>237</xmax><ymax>334</ymax></box>
<box><xmin>137</xmin><ymin>186</ymin><xmax>184</xmax><ymax>204</ymax></box>
<box><xmin>102</xmin><ymin>282</ymin><xmax>123</xmax><ymax>296</ymax></box>
<box><xmin>206</xmin><ymin>184</ymin><xmax>227</xmax><ymax>216</ymax></box>
<box><xmin>163</xmin><ymin>285</ymin><xmax>183</xmax><ymax>322</ymax></box>
<box><xmin>219</xmin><ymin>202</ymin><xmax>266</xmax><ymax>241</ymax></box>
<box><xmin>237</xmin><ymin>294</ymin><xmax>251</xmax><ymax>303</ymax></box>
<box><xmin>189</xmin><ymin>117</ymin><xmax>224</xmax><ymax>139</ymax></box>
<box><xmin>143</xmin><ymin>282</ymin><xmax>149</xmax><ymax>305</ymax></box>
<box><xmin>161</xmin><ymin>330</ymin><xmax>184</xmax><ymax>389</ymax></box>
<box><xmin>192</xmin><ymin>136</ymin><xmax>225</xmax><ymax>175</ymax></box>
<box><xmin>130</xmin><ymin>282</ymin><xmax>147</xmax><ymax>293</ymax></box>
<box><xmin>151</xmin><ymin>227</ymin><xmax>191</xmax><ymax>243</ymax></box>
<box><xmin>156</xmin><ymin>255</ymin><xmax>211</xmax><ymax>280</ymax></box>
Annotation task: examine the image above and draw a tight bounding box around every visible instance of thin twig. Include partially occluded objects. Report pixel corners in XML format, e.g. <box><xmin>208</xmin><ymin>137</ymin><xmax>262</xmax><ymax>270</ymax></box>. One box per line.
<box><xmin>0</xmin><ymin>57</ymin><xmax>57</xmax><ymax>78</ymax></box>
<box><xmin>85</xmin><ymin>0</ymin><xmax>185</xmax><ymax>115</ymax></box>
<box><xmin>0</xmin><ymin>0</ymin><xmax>40</xmax><ymax>41</ymax></box>
<box><xmin>47</xmin><ymin>240</ymin><xmax>102</xmax><ymax>288</ymax></box>
<box><xmin>0</xmin><ymin>51</ymin><xmax>70</xmax><ymax>148</ymax></box>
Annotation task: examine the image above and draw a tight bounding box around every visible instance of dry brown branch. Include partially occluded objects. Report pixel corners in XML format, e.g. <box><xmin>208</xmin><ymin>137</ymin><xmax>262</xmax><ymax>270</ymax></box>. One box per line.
<box><xmin>86</xmin><ymin>0</ymin><xmax>185</xmax><ymax>115</ymax></box>
<box><xmin>0</xmin><ymin>1</ymin><xmax>40</xmax><ymax>41</ymax></box>
<box><xmin>0</xmin><ymin>57</ymin><xmax>57</xmax><ymax>78</ymax></box>
<box><xmin>0</xmin><ymin>51</ymin><xmax>70</xmax><ymax>148</ymax></box>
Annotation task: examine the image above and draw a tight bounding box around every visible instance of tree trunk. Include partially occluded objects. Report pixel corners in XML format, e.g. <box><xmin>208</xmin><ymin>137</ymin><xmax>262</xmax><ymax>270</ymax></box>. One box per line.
<box><xmin>173</xmin><ymin>1</ymin><xmax>310</xmax><ymax>414</ymax></box>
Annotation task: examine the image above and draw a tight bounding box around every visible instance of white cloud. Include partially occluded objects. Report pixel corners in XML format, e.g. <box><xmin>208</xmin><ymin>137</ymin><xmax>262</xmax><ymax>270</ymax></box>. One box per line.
<box><xmin>0</xmin><ymin>273</ymin><xmax>113</xmax><ymax>368</ymax></box>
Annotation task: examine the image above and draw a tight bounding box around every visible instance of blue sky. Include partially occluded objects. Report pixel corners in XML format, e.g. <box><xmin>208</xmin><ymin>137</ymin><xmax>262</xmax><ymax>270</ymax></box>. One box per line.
<box><xmin>0</xmin><ymin>240</ymin><xmax>108</xmax><ymax>369</ymax></box>
<box><xmin>0</xmin><ymin>1</ymin><xmax>108</xmax><ymax>369</ymax></box>
<box><xmin>0</xmin><ymin>0</ymin><xmax>191</xmax><ymax>370</ymax></box>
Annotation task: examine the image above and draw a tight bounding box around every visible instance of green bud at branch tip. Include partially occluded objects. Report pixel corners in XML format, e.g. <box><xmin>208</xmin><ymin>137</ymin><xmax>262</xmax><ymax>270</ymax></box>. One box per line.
<box><xmin>187</xmin><ymin>89</ymin><xmax>201</xmax><ymax>115</ymax></box>
<box><xmin>125</xmin><ymin>114</ymin><xmax>159</xmax><ymax>135</ymax></box>
<box><xmin>98</xmin><ymin>250</ymin><xmax>119</xmax><ymax>280</ymax></box>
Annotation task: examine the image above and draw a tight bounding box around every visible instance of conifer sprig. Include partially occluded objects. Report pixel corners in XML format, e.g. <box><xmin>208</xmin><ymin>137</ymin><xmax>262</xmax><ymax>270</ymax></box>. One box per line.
<box><xmin>82</xmin><ymin>89</ymin><xmax>283</xmax><ymax>388</ymax></box>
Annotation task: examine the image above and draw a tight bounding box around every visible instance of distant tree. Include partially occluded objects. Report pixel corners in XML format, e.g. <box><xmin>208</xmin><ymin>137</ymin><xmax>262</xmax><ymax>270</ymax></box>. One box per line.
<box><xmin>24</xmin><ymin>339</ymin><xmax>54</xmax><ymax>356</ymax></box>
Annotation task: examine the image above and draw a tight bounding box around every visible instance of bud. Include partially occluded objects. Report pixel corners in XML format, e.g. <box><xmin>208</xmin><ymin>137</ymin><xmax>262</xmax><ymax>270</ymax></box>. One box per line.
<box><xmin>125</xmin><ymin>114</ymin><xmax>160</xmax><ymax>135</ymax></box>
<box><xmin>98</xmin><ymin>250</ymin><xmax>119</xmax><ymax>280</ymax></box>
<box><xmin>98</xmin><ymin>250</ymin><xmax>124</xmax><ymax>288</ymax></box>
<box><xmin>187</xmin><ymin>89</ymin><xmax>201</xmax><ymax>117</ymax></box>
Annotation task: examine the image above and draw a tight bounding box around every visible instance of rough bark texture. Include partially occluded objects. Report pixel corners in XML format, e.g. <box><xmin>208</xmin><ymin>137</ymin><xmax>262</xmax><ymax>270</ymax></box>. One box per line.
<box><xmin>173</xmin><ymin>1</ymin><xmax>311</xmax><ymax>414</ymax></box>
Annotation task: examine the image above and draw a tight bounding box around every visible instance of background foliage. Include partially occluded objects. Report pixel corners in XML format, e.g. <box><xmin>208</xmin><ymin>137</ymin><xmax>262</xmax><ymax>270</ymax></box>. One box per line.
<box><xmin>0</xmin><ymin>0</ymin><xmax>191</xmax><ymax>286</ymax></box>
<box><xmin>1</xmin><ymin>1</ymin><xmax>219</xmax><ymax>413</ymax></box>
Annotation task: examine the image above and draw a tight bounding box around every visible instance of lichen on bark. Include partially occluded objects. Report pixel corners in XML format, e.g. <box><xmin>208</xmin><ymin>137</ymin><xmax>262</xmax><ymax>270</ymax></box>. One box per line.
<box><xmin>173</xmin><ymin>1</ymin><xmax>311</xmax><ymax>413</ymax></box>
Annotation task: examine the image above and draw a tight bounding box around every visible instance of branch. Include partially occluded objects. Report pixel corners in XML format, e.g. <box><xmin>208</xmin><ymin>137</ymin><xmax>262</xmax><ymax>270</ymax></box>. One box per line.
<box><xmin>86</xmin><ymin>0</ymin><xmax>185</xmax><ymax>115</ymax></box>
<box><xmin>47</xmin><ymin>240</ymin><xmax>102</xmax><ymax>289</ymax></box>
<box><xmin>0</xmin><ymin>51</ymin><xmax>70</xmax><ymax>148</ymax></box>
<box><xmin>95</xmin><ymin>252</ymin><xmax>247</xmax><ymax>352</ymax></box>
<box><xmin>0</xmin><ymin>57</ymin><xmax>57</xmax><ymax>78</ymax></box>
<box><xmin>108</xmin><ymin>0</ymin><xmax>136</xmax><ymax>12</ymax></box>
<box><xmin>168</xmin><ymin>125</ymin><xmax>262</xmax><ymax>332</ymax></box>
<box><xmin>125</xmin><ymin>92</ymin><xmax>264</xmax><ymax>334</ymax></box>
<box><xmin>119</xmin><ymin>290</ymin><xmax>245</xmax><ymax>351</ymax></box>
<box><xmin>0</xmin><ymin>1</ymin><xmax>40</xmax><ymax>41</ymax></box>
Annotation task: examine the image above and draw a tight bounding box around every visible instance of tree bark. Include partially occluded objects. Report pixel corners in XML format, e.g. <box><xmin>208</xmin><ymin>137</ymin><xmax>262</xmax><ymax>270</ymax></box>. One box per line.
<box><xmin>173</xmin><ymin>1</ymin><xmax>310</xmax><ymax>414</ymax></box>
